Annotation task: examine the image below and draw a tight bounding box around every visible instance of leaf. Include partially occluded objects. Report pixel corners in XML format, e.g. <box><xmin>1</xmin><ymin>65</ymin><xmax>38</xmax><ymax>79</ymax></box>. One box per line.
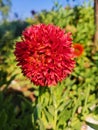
<box><xmin>38</xmin><ymin>119</ymin><xmax>46</xmax><ymax>130</ymax></box>
<box><xmin>6</xmin><ymin>74</ymin><xmax>17</xmax><ymax>87</ymax></box>
<box><xmin>0</xmin><ymin>110</ymin><xmax>7</xmax><ymax>127</ymax></box>
<box><xmin>86</xmin><ymin>121</ymin><xmax>98</xmax><ymax>129</ymax></box>
<box><xmin>44</xmin><ymin>107</ymin><xmax>54</xmax><ymax>122</ymax></box>
<box><xmin>47</xmin><ymin>105</ymin><xmax>55</xmax><ymax>116</ymax></box>
<box><xmin>58</xmin><ymin>108</ymin><xmax>71</xmax><ymax>126</ymax></box>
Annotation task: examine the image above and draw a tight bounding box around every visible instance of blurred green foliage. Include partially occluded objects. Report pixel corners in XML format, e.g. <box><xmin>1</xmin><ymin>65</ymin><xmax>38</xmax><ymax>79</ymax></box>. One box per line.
<box><xmin>0</xmin><ymin>91</ymin><xmax>33</xmax><ymax>130</ymax></box>
<box><xmin>0</xmin><ymin>0</ymin><xmax>11</xmax><ymax>20</ymax></box>
<box><xmin>31</xmin><ymin>5</ymin><xmax>95</xmax><ymax>44</ymax></box>
<box><xmin>0</xmin><ymin>3</ymin><xmax>98</xmax><ymax>130</ymax></box>
<box><xmin>0</xmin><ymin>20</ymin><xmax>30</xmax><ymax>87</ymax></box>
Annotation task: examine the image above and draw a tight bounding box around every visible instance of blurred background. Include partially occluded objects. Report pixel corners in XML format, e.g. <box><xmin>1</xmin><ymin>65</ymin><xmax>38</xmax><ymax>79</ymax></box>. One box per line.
<box><xmin>0</xmin><ymin>0</ymin><xmax>98</xmax><ymax>130</ymax></box>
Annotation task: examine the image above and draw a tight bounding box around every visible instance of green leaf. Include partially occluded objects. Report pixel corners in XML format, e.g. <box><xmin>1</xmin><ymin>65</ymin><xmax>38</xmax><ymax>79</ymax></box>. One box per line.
<box><xmin>0</xmin><ymin>110</ymin><xmax>7</xmax><ymax>127</ymax></box>
<box><xmin>44</xmin><ymin>107</ymin><xmax>54</xmax><ymax>122</ymax></box>
<box><xmin>47</xmin><ymin>105</ymin><xmax>55</xmax><ymax>116</ymax></box>
<box><xmin>38</xmin><ymin>119</ymin><xmax>46</xmax><ymax>130</ymax></box>
<box><xmin>58</xmin><ymin>108</ymin><xmax>71</xmax><ymax>126</ymax></box>
<box><xmin>86</xmin><ymin>121</ymin><xmax>98</xmax><ymax>129</ymax></box>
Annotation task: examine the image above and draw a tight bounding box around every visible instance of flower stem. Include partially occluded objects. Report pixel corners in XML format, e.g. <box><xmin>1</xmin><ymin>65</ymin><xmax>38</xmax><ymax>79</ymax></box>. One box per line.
<box><xmin>50</xmin><ymin>87</ymin><xmax>57</xmax><ymax>130</ymax></box>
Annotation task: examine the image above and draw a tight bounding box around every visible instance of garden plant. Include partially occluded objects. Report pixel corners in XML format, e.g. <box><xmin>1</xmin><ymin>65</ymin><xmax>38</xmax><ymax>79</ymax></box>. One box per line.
<box><xmin>0</xmin><ymin>1</ymin><xmax>98</xmax><ymax>130</ymax></box>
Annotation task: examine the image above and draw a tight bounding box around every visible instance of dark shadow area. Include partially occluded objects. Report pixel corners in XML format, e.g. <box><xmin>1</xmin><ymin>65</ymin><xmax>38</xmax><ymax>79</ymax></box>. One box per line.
<box><xmin>0</xmin><ymin>88</ymin><xmax>34</xmax><ymax>130</ymax></box>
<box><xmin>0</xmin><ymin>20</ymin><xmax>29</xmax><ymax>38</ymax></box>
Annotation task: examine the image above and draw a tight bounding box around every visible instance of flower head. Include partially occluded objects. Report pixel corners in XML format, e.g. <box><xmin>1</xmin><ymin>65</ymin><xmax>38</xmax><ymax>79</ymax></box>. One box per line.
<box><xmin>73</xmin><ymin>43</ymin><xmax>84</xmax><ymax>57</ymax></box>
<box><xmin>14</xmin><ymin>24</ymin><xmax>75</xmax><ymax>86</ymax></box>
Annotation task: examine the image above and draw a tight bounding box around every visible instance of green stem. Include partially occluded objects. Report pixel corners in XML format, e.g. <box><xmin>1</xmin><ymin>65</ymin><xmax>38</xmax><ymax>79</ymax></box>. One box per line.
<box><xmin>71</xmin><ymin>96</ymin><xmax>80</xmax><ymax>120</ymax></box>
<box><xmin>50</xmin><ymin>87</ymin><xmax>57</xmax><ymax>130</ymax></box>
<box><xmin>83</xmin><ymin>84</ymin><xmax>91</xmax><ymax>115</ymax></box>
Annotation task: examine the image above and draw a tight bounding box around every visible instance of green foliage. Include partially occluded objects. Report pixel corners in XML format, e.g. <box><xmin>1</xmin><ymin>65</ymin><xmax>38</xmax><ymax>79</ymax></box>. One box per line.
<box><xmin>86</xmin><ymin>121</ymin><xmax>98</xmax><ymax>129</ymax></box>
<box><xmin>0</xmin><ymin>0</ymin><xmax>11</xmax><ymax>20</ymax></box>
<box><xmin>34</xmin><ymin>5</ymin><xmax>95</xmax><ymax>45</ymax></box>
<box><xmin>0</xmin><ymin>3</ymin><xmax>98</xmax><ymax>130</ymax></box>
<box><xmin>0</xmin><ymin>91</ymin><xmax>34</xmax><ymax>130</ymax></box>
<box><xmin>32</xmin><ymin>53</ymin><xmax>98</xmax><ymax>129</ymax></box>
<box><xmin>0</xmin><ymin>20</ymin><xmax>30</xmax><ymax>88</ymax></box>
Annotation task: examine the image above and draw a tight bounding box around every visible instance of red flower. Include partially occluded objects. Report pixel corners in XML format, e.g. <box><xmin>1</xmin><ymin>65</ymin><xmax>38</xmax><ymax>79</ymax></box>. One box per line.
<box><xmin>73</xmin><ymin>43</ymin><xmax>84</xmax><ymax>57</ymax></box>
<box><xmin>14</xmin><ymin>24</ymin><xmax>75</xmax><ymax>86</ymax></box>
